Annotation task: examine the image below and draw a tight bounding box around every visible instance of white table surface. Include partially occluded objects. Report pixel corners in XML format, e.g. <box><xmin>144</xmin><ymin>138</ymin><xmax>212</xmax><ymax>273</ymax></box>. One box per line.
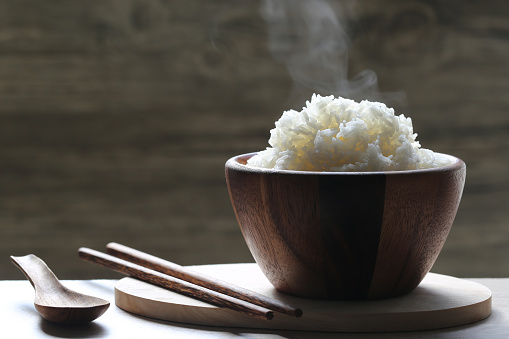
<box><xmin>2</xmin><ymin>277</ymin><xmax>508</xmax><ymax>338</ymax></box>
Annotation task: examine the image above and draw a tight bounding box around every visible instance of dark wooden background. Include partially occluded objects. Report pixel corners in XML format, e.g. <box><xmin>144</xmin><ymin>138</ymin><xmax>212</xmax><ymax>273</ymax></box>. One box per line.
<box><xmin>1</xmin><ymin>0</ymin><xmax>508</xmax><ymax>279</ymax></box>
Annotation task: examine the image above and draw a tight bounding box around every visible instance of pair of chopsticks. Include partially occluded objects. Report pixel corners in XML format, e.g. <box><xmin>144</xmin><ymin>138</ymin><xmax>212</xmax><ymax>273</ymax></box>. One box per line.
<box><xmin>78</xmin><ymin>243</ymin><xmax>302</xmax><ymax>320</ymax></box>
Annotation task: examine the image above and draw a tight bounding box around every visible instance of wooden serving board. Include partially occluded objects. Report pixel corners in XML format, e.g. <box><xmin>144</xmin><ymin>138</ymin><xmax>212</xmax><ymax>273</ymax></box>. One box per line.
<box><xmin>115</xmin><ymin>263</ymin><xmax>492</xmax><ymax>333</ymax></box>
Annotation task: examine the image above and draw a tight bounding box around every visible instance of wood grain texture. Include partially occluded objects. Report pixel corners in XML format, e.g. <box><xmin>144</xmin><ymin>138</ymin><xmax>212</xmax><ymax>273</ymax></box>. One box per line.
<box><xmin>369</xmin><ymin>165</ymin><xmax>467</xmax><ymax>298</ymax></box>
<box><xmin>78</xmin><ymin>247</ymin><xmax>274</xmax><ymax>320</ymax></box>
<box><xmin>318</xmin><ymin>174</ymin><xmax>386</xmax><ymax>299</ymax></box>
<box><xmin>114</xmin><ymin>263</ymin><xmax>492</xmax><ymax>333</ymax></box>
<box><xmin>105</xmin><ymin>242</ymin><xmax>302</xmax><ymax>317</ymax></box>
<box><xmin>226</xmin><ymin>153</ymin><xmax>466</xmax><ymax>300</ymax></box>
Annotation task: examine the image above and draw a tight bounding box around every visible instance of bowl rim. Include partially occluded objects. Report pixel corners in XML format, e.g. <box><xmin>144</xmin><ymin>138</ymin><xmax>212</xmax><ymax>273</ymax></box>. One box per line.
<box><xmin>226</xmin><ymin>152</ymin><xmax>465</xmax><ymax>176</ymax></box>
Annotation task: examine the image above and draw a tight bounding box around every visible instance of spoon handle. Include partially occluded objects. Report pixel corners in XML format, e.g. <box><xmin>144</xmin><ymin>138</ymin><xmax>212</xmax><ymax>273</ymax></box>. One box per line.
<box><xmin>11</xmin><ymin>254</ymin><xmax>64</xmax><ymax>293</ymax></box>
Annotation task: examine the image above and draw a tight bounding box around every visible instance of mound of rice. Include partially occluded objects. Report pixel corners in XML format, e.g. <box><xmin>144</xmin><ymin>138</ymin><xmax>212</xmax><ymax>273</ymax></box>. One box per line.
<box><xmin>247</xmin><ymin>94</ymin><xmax>453</xmax><ymax>172</ymax></box>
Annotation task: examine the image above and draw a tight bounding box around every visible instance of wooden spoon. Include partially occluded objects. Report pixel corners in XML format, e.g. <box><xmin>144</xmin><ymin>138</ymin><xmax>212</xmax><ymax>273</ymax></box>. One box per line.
<box><xmin>11</xmin><ymin>254</ymin><xmax>110</xmax><ymax>324</ymax></box>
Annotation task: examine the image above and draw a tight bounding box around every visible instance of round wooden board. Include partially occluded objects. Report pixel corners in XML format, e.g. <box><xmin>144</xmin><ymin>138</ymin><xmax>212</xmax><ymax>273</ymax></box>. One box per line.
<box><xmin>115</xmin><ymin>263</ymin><xmax>492</xmax><ymax>333</ymax></box>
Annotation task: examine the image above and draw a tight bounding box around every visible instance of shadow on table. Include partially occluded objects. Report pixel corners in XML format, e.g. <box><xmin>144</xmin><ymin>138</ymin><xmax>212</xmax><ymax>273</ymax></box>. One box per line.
<box><xmin>118</xmin><ymin>307</ymin><xmax>504</xmax><ymax>338</ymax></box>
<box><xmin>40</xmin><ymin>319</ymin><xmax>108</xmax><ymax>338</ymax></box>
<box><xmin>169</xmin><ymin>314</ymin><xmax>507</xmax><ymax>338</ymax></box>
<box><xmin>118</xmin><ymin>310</ymin><xmax>384</xmax><ymax>338</ymax></box>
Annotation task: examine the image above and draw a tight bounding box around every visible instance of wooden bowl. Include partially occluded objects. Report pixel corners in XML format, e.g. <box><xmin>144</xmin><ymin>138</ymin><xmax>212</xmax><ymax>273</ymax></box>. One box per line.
<box><xmin>225</xmin><ymin>153</ymin><xmax>466</xmax><ymax>300</ymax></box>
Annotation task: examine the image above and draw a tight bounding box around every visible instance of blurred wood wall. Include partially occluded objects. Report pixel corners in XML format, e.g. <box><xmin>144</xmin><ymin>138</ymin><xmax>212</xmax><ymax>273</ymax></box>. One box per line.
<box><xmin>1</xmin><ymin>0</ymin><xmax>508</xmax><ymax>279</ymax></box>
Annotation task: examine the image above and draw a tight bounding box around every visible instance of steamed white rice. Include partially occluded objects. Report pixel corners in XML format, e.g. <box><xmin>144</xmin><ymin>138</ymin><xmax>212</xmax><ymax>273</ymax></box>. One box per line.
<box><xmin>247</xmin><ymin>94</ymin><xmax>453</xmax><ymax>172</ymax></box>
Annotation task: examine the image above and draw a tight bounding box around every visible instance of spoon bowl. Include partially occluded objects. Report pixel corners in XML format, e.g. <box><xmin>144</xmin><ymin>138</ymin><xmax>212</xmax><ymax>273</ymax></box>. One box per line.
<box><xmin>11</xmin><ymin>254</ymin><xmax>110</xmax><ymax>324</ymax></box>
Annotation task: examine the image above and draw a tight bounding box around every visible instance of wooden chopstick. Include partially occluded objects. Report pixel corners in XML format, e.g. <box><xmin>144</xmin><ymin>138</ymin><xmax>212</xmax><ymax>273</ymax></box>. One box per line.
<box><xmin>105</xmin><ymin>242</ymin><xmax>303</xmax><ymax>318</ymax></box>
<box><xmin>78</xmin><ymin>247</ymin><xmax>274</xmax><ymax>320</ymax></box>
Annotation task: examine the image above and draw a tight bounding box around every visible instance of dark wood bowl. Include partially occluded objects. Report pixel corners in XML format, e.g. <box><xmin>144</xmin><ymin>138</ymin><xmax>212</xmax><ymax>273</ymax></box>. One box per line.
<box><xmin>225</xmin><ymin>153</ymin><xmax>466</xmax><ymax>300</ymax></box>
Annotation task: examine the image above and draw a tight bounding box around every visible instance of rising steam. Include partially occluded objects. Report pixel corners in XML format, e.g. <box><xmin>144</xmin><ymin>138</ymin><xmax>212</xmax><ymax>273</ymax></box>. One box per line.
<box><xmin>260</xmin><ymin>0</ymin><xmax>402</xmax><ymax>104</ymax></box>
